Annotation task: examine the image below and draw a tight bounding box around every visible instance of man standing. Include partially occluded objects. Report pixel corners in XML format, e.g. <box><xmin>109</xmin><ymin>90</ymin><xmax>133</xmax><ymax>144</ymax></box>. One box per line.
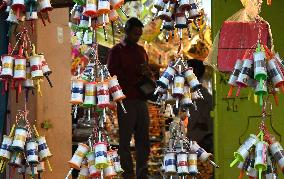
<box><xmin>107</xmin><ymin>17</ymin><xmax>150</xmax><ymax>179</ymax></box>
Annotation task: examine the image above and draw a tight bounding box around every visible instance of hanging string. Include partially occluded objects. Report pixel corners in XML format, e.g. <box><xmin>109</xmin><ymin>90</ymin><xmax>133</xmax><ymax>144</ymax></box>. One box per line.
<box><xmin>10</xmin><ymin>26</ymin><xmax>33</xmax><ymax>56</ymax></box>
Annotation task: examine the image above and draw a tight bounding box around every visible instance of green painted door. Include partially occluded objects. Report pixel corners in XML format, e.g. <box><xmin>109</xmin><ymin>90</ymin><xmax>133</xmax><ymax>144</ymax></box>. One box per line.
<box><xmin>212</xmin><ymin>0</ymin><xmax>284</xmax><ymax>178</ymax></box>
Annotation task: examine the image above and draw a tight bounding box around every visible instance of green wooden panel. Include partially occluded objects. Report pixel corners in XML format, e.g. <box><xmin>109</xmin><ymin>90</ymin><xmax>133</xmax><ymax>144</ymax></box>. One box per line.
<box><xmin>212</xmin><ymin>1</ymin><xmax>284</xmax><ymax>178</ymax></box>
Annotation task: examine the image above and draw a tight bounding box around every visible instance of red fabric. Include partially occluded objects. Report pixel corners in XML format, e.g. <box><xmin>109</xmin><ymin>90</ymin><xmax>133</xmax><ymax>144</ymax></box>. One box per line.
<box><xmin>218</xmin><ymin>21</ymin><xmax>269</xmax><ymax>72</ymax></box>
<box><xmin>107</xmin><ymin>40</ymin><xmax>148</xmax><ymax>100</ymax></box>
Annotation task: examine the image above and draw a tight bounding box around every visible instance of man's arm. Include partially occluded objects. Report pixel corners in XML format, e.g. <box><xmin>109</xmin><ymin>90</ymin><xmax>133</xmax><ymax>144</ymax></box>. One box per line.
<box><xmin>107</xmin><ymin>47</ymin><xmax>123</xmax><ymax>77</ymax></box>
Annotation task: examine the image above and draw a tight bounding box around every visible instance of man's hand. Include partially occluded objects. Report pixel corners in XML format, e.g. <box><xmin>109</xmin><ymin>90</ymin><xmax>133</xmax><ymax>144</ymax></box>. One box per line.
<box><xmin>140</xmin><ymin>63</ymin><xmax>153</xmax><ymax>78</ymax></box>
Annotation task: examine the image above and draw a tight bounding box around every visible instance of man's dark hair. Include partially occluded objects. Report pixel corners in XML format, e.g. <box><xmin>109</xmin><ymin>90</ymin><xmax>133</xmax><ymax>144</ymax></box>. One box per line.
<box><xmin>124</xmin><ymin>17</ymin><xmax>144</xmax><ymax>34</ymax></box>
<box><xmin>187</xmin><ymin>59</ymin><xmax>205</xmax><ymax>81</ymax></box>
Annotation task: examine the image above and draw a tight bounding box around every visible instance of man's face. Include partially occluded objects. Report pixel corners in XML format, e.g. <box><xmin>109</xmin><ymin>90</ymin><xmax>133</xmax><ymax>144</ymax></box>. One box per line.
<box><xmin>126</xmin><ymin>27</ymin><xmax>143</xmax><ymax>44</ymax></box>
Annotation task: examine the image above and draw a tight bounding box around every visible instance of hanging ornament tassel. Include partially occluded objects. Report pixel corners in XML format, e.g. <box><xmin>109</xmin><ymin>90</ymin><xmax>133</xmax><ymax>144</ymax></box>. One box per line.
<box><xmin>18</xmin><ymin>81</ymin><xmax>22</xmax><ymax>94</ymax></box>
<box><xmin>46</xmin><ymin>12</ymin><xmax>51</xmax><ymax>23</ymax></box>
<box><xmin>273</xmin><ymin>92</ymin><xmax>279</xmax><ymax>106</ymax></box>
<box><xmin>73</xmin><ymin>105</ymin><xmax>78</xmax><ymax>118</ymax></box>
<box><xmin>178</xmin><ymin>28</ymin><xmax>182</xmax><ymax>40</ymax></box>
<box><xmin>165</xmin><ymin>31</ymin><xmax>169</xmax><ymax>42</ymax></box>
<box><xmin>88</xmin><ymin>108</ymin><xmax>91</xmax><ymax>122</ymax></box>
<box><xmin>100</xmin><ymin>170</ymin><xmax>103</xmax><ymax>179</ymax></box>
<box><xmin>175</xmin><ymin>98</ymin><xmax>179</xmax><ymax>108</ymax></box>
<box><xmin>38</xmin><ymin>12</ymin><xmax>46</xmax><ymax>26</ymax></box>
<box><xmin>31</xmin><ymin>165</ymin><xmax>35</xmax><ymax>177</ymax></box>
<box><xmin>209</xmin><ymin>160</ymin><xmax>220</xmax><ymax>168</ymax></box>
<box><xmin>65</xmin><ymin>168</ymin><xmax>73</xmax><ymax>179</ymax></box>
<box><xmin>1</xmin><ymin>162</ymin><xmax>6</xmax><ymax>173</ymax></box>
<box><xmin>47</xmin><ymin>159</ymin><xmax>53</xmax><ymax>172</ymax></box>
<box><xmin>119</xmin><ymin>101</ymin><xmax>127</xmax><ymax>114</ymax></box>
<box><xmin>0</xmin><ymin>161</ymin><xmax>3</xmax><ymax>172</ymax></box>
<box><xmin>4</xmin><ymin>80</ymin><xmax>8</xmax><ymax>92</ymax></box>
<box><xmin>16</xmin><ymin>88</ymin><xmax>19</xmax><ymax>103</ymax></box>
<box><xmin>25</xmin><ymin>89</ymin><xmax>29</xmax><ymax>102</ymax></box>
<box><xmin>254</xmin><ymin>94</ymin><xmax>258</xmax><ymax>104</ymax></box>
<box><xmin>197</xmin><ymin>90</ymin><xmax>203</xmax><ymax>99</ymax></box>
<box><xmin>194</xmin><ymin>18</ymin><xmax>199</xmax><ymax>31</ymax></box>
<box><xmin>187</xmin><ymin>26</ymin><xmax>191</xmax><ymax>39</ymax></box>
<box><xmin>10</xmin><ymin>167</ymin><xmax>16</xmax><ymax>179</ymax></box>
<box><xmin>45</xmin><ymin>75</ymin><xmax>53</xmax><ymax>87</ymax></box>
<box><xmin>227</xmin><ymin>86</ymin><xmax>234</xmax><ymax>97</ymax></box>
<box><xmin>152</xmin><ymin>12</ymin><xmax>159</xmax><ymax>21</ymax></box>
<box><xmin>236</xmin><ymin>86</ymin><xmax>241</xmax><ymax>97</ymax></box>
<box><xmin>160</xmin><ymin>20</ymin><xmax>165</xmax><ymax>32</ymax></box>
<box><xmin>36</xmin><ymin>80</ymin><xmax>43</xmax><ymax>97</ymax></box>
<box><xmin>9</xmin><ymin>124</ymin><xmax>16</xmax><ymax>138</ymax></box>
<box><xmin>259</xmin><ymin>94</ymin><xmax>263</xmax><ymax>106</ymax></box>
<box><xmin>177</xmin><ymin>38</ymin><xmax>182</xmax><ymax>54</ymax></box>
<box><xmin>103</xmin><ymin>14</ymin><xmax>108</xmax><ymax>41</ymax></box>
<box><xmin>119</xmin><ymin>7</ymin><xmax>129</xmax><ymax>18</ymax></box>
<box><xmin>88</xmin><ymin>16</ymin><xmax>92</xmax><ymax>27</ymax></box>
<box><xmin>11</xmin><ymin>80</ymin><xmax>15</xmax><ymax>90</ymax></box>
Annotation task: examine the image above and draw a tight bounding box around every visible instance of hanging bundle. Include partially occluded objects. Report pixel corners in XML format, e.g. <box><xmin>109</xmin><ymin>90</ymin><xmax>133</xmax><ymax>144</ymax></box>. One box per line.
<box><xmin>161</xmin><ymin>115</ymin><xmax>219</xmax><ymax>178</ymax></box>
<box><xmin>69</xmin><ymin>0</ymin><xmax>128</xmax><ymax>42</ymax></box>
<box><xmin>0</xmin><ymin>110</ymin><xmax>53</xmax><ymax>177</ymax></box>
<box><xmin>227</xmin><ymin>42</ymin><xmax>284</xmax><ymax>106</ymax></box>
<box><xmin>230</xmin><ymin>105</ymin><xmax>283</xmax><ymax>179</ymax></box>
<box><xmin>231</xmin><ymin>132</ymin><xmax>282</xmax><ymax>179</ymax></box>
<box><xmin>2</xmin><ymin>0</ymin><xmax>53</xmax><ymax>27</ymax></box>
<box><xmin>155</xmin><ymin>57</ymin><xmax>203</xmax><ymax>116</ymax></box>
<box><xmin>66</xmin><ymin>129</ymin><xmax>123</xmax><ymax>178</ymax></box>
<box><xmin>0</xmin><ymin>27</ymin><xmax>53</xmax><ymax>101</ymax></box>
<box><xmin>154</xmin><ymin>0</ymin><xmax>201</xmax><ymax>42</ymax></box>
<box><xmin>70</xmin><ymin>57</ymin><xmax>127</xmax><ymax>119</ymax></box>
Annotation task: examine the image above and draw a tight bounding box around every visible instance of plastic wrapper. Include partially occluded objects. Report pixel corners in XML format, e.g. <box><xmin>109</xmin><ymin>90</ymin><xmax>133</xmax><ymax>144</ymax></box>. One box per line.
<box><xmin>206</xmin><ymin>0</ymin><xmax>274</xmax><ymax>72</ymax></box>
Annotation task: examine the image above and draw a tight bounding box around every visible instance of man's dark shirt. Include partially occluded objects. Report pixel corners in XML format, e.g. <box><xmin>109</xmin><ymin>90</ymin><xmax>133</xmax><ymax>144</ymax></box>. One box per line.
<box><xmin>107</xmin><ymin>39</ymin><xmax>149</xmax><ymax>100</ymax></box>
